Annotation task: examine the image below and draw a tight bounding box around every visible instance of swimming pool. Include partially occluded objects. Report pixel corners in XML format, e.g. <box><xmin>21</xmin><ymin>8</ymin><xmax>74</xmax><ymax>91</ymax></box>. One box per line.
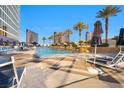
<box><xmin>0</xmin><ymin>47</ymin><xmax>13</xmax><ymax>52</ymax></box>
<box><xmin>36</xmin><ymin>48</ymin><xmax>72</xmax><ymax>57</ymax></box>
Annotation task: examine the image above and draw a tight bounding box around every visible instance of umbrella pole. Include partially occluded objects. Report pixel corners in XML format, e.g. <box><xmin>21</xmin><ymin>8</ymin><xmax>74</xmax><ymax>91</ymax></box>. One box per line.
<box><xmin>120</xmin><ymin>45</ymin><xmax>122</xmax><ymax>53</ymax></box>
<box><xmin>93</xmin><ymin>44</ymin><xmax>97</xmax><ymax>68</ymax></box>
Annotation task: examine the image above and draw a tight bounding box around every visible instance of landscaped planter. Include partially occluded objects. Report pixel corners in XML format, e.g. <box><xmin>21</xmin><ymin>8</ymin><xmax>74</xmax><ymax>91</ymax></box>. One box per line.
<box><xmin>79</xmin><ymin>47</ymin><xmax>90</xmax><ymax>53</ymax></box>
<box><xmin>89</xmin><ymin>47</ymin><xmax>120</xmax><ymax>54</ymax></box>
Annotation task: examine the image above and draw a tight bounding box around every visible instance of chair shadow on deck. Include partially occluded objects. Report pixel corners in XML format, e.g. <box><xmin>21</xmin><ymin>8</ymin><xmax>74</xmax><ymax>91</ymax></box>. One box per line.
<box><xmin>56</xmin><ymin>73</ymin><xmax>122</xmax><ymax>88</ymax></box>
<box><xmin>97</xmin><ymin>67</ymin><xmax>122</xmax><ymax>87</ymax></box>
<box><xmin>55</xmin><ymin>65</ymin><xmax>122</xmax><ymax>88</ymax></box>
<box><xmin>56</xmin><ymin>76</ymin><xmax>97</xmax><ymax>88</ymax></box>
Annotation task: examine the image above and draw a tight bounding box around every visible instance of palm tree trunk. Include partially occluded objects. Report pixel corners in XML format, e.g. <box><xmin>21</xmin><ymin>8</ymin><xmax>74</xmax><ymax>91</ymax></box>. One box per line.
<box><xmin>79</xmin><ymin>29</ymin><xmax>82</xmax><ymax>42</ymax></box>
<box><xmin>54</xmin><ymin>32</ymin><xmax>56</xmax><ymax>44</ymax></box>
<box><xmin>105</xmin><ymin>17</ymin><xmax>109</xmax><ymax>43</ymax></box>
<box><xmin>43</xmin><ymin>40</ymin><xmax>45</xmax><ymax>45</ymax></box>
<box><xmin>51</xmin><ymin>40</ymin><xmax>52</xmax><ymax>44</ymax></box>
<box><xmin>54</xmin><ymin>38</ymin><xmax>55</xmax><ymax>44</ymax></box>
<box><xmin>68</xmin><ymin>34</ymin><xmax>70</xmax><ymax>42</ymax></box>
<box><xmin>59</xmin><ymin>37</ymin><xmax>61</xmax><ymax>44</ymax></box>
<box><xmin>49</xmin><ymin>40</ymin><xmax>51</xmax><ymax>44</ymax></box>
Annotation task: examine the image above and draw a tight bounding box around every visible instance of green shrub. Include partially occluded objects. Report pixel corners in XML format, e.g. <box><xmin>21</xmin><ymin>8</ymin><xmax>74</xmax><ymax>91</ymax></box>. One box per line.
<box><xmin>71</xmin><ymin>42</ymin><xmax>77</xmax><ymax>47</ymax></box>
<box><xmin>85</xmin><ymin>40</ymin><xmax>91</xmax><ymax>44</ymax></box>
<box><xmin>79</xmin><ymin>41</ymin><xmax>84</xmax><ymax>45</ymax></box>
<box><xmin>79</xmin><ymin>40</ymin><xmax>83</xmax><ymax>43</ymax></box>
<box><xmin>101</xmin><ymin>43</ymin><xmax>109</xmax><ymax>47</ymax></box>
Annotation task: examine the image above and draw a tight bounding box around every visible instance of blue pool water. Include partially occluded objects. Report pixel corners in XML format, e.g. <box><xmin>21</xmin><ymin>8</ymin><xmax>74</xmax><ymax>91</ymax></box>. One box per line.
<box><xmin>0</xmin><ymin>47</ymin><xmax>13</xmax><ymax>52</ymax></box>
<box><xmin>36</xmin><ymin>48</ymin><xmax>72</xmax><ymax>57</ymax></box>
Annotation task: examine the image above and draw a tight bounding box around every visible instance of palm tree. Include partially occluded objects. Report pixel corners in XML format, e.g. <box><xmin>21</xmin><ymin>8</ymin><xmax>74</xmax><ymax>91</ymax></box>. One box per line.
<box><xmin>96</xmin><ymin>5</ymin><xmax>121</xmax><ymax>43</ymax></box>
<box><xmin>74</xmin><ymin>22</ymin><xmax>88</xmax><ymax>42</ymax></box>
<box><xmin>48</xmin><ymin>37</ymin><xmax>51</xmax><ymax>44</ymax></box>
<box><xmin>42</xmin><ymin>37</ymin><xmax>47</xmax><ymax>45</ymax></box>
<box><xmin>64</xmin><ymin>29</ymin><xmax>73</xmax><ymax>42</ymax></box>
<box><xmin>51</xmin><ymin>35</ymin><xmax>54</xmax><ymax>43</ymax></box>
<box><xmin>48</xmin><ymin>35</ymin><xmax>54</xmax><ymax>44</ymax></box>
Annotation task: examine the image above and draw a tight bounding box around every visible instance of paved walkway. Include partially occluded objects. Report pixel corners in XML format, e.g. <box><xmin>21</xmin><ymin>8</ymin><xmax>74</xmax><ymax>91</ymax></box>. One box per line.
<box><xmin>19</xmin><ymin>54</ymin><xmax>124</xmax><ymax>88</ymax></box>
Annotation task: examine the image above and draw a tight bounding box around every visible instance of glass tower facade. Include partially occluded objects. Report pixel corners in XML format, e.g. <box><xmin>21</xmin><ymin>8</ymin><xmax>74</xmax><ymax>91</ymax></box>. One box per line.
<box><xmin>26</xmin><ymin>29</ymin><xmax>38</xmax><ymax>45</ymax></box>
<box><xmin>0</xmin><ymin>5</ymin><xmax>20</xmax><ymax>42</ymax></box>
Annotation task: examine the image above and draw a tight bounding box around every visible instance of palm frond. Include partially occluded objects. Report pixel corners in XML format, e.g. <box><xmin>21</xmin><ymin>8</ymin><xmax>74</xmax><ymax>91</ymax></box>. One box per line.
<box><xmin>73</xmin><ymin>21</ymin><xmax>88</xmax><ymax>31</ymax></box>
<box><xmin>96</xmin><ymin>5</ymin><xmax>122</xmax><ymax>18</ymax></box>
<box><xmin>65</xmin><ymin>29</ymin><xmax>73</xmax><ymax>35</ymax></box>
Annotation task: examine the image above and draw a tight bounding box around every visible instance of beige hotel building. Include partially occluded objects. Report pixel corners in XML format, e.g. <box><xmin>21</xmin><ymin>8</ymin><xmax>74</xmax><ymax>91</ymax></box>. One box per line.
<box><xmin>0</xmin><ymin>5</ymin><xmax>20</xmax><ymax>42</ymax></box>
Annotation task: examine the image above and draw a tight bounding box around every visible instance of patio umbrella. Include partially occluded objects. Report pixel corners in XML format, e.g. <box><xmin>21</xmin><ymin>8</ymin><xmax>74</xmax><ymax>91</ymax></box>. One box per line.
<box><xmin>117</xmin><ymin>28</ymin><xmax>124</xmax><ymax>46</ymax></box>
<box><xmin>94</xmin><ymin>44</ymin><xmax>97</xmax><ymax>67</ymax></box>
<box><xmin>91</xmin><ymin>20</ymin><xmax>103</xmax><ymax>46</ymax></box>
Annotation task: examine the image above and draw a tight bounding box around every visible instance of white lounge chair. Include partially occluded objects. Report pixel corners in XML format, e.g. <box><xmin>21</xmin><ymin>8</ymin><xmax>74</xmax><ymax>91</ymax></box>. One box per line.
<box><xmin>86</xmin><ymin>46</ymin><xmax>124</xmax><ymax>69</ymax></box>
<box><xmin>0</xmin><ymin>56</ymin><xmax>26</xmax><ymax>88</ymax></box>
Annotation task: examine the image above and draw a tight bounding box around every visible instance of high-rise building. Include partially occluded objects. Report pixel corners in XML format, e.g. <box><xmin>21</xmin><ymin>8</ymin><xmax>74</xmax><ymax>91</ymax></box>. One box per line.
<box><xmin>61</xmin><ymin>34</ymin><xmax>68</xmax><ymax>43</ymax></box>
<box><xmin>53</xmin><ymin>32</ymin><xmax>69</xmax><ymax>45</ymax></box>
<box><xmin>53</xmin><ymin>32</ymin><xmax>57</xmax><ymax>44</ymax></box>
<box><xmin>26</xmin><ymin>29</ymin><xmax>38</xmax><ymax>45</ymax></box>
<box><xmin>86</xmin><ymin>32</ymin><xmax>92</xmax><ymax>41</ymax></box>
<box><xmin>0</xmin><ymin>5</ymin><xmax>20</xmax><ymax>42</ymax></box>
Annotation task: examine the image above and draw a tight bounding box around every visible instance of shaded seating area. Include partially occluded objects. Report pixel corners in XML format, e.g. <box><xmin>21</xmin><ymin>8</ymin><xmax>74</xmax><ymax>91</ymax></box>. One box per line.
<box><xmin>0</xmin><ymin>56</ymin><xmax>26</xmax><ymax>88</ymax></box>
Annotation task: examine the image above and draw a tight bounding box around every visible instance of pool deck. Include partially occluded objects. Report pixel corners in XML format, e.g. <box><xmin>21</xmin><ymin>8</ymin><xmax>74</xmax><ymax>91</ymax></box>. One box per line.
<box><xmin>1</xmin><ymin>49</ymin><xmax>124</xmax><ymax>88</ymax></box>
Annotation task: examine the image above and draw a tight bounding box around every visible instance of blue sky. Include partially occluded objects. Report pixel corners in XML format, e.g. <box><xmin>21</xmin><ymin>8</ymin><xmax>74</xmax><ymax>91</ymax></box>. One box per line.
<box><xmin>20</xmin><ymin>5</ymin><xmax>124</xmax><ymax>44</ymax></box>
